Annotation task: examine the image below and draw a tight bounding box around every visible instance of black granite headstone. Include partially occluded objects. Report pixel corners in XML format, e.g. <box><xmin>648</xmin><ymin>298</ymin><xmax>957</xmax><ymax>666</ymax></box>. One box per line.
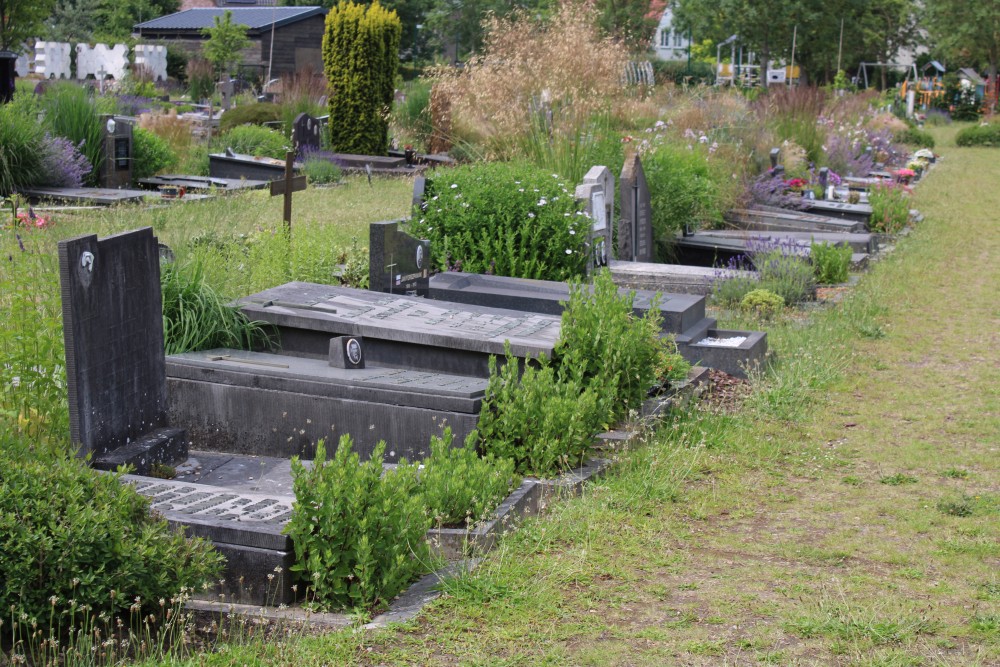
<box><xmin>618</xmin><ymin>155</ymin><xmax>653</xmax><ymax>262</ymax></box>
<box><xmin>369</xmin><ymin>220</ymin><xmax>431</xmax><ymax>297</ymax></box>
<box><xmin>769</xmin><ymin>147</ymin><xmax>781</xmax><ymax>169</ymax></box>
<box><xmin>292</xmin><ymin>113</ymin><xmax>322</xmax><ymax>155</ymax></box>
<box><xmin>0</xmin><ymin>51</ymin><xmax>15</xmax><ymax>105</ymax></box>
<box><xmin>98</xmin><ymin>116</ymin><xmax>133</xmax><ymax>189</ymax></box>
<box><xmin>58</xmin><ymin>227</ymin><xmax>186</xmax><ymax>472</ymax></box>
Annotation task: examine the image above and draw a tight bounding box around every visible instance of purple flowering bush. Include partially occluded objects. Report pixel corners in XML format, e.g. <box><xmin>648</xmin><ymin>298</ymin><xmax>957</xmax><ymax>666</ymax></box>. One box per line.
<box><xmin>39</xmin><ymin>134</ymin><xmax>92</xmax><ymax>188</ymax></box>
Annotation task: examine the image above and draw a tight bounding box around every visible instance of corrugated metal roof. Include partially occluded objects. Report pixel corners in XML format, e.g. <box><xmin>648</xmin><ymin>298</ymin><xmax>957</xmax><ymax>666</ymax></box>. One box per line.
<box><xmin>135</xmin><ymin>7</ymin><xmax>324</xmax><ymax>33</ymax></box>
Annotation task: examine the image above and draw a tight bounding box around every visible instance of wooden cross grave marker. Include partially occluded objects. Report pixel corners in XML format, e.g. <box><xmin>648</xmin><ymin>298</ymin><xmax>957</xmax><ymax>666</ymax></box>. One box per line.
<box><xmin>270</xmin><ymin>151</ymin><xmax>307</xmax><ymax>234</ymax></box>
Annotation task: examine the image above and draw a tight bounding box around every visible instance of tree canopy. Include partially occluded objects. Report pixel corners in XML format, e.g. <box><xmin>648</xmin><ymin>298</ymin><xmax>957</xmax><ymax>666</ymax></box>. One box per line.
<box><xmin>0</xmin><ymin>0</ymin><xmax>57</xmax><ymax>52</ymax></box>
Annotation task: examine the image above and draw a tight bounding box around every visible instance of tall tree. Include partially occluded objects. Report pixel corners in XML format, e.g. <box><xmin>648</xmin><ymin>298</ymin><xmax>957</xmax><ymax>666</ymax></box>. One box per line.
<box><xmin>202</xmin><ymin>10</ymin><xmax>251</xmax><ymax>76</ymax></box>
<box><xmin>862</xmin><ymin>0</ymin><xmax>921</xmax><ymax>89</ymax></box>
<box><xmin>0</xmin><ymin>0</ymin><xmax>56</xmax><ymax>51</ymax></box>
<box><xmin>595</xmin><ymin>0</ymin><xmax>659</xmax><ymax>50</ymax></box>
<box><xmin>926</xmin><ymin>0</ymin><xmax>1000</xmax><ymax>109</ymax></box>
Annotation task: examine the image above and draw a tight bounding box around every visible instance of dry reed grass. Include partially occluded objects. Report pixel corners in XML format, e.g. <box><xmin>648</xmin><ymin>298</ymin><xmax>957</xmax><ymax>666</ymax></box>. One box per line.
<box><xmin>432</xmin><ymin>0</ymin><xmax>630</xmax><ymax>156</ymax></box>
<box><xmin>140</xmin><ymin>108</ymin><xmax>194</xmax><ymax>155</ymax></box>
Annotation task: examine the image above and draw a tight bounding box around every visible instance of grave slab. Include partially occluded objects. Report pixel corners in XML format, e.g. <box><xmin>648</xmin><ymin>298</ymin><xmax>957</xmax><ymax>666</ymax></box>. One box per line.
<box><xmin>167</xmin><ymin>349</ymin><xmax>487</xmax><ymax>461</ymax></box>
<box><xmin>724</xmin><ymin>207</ymin><xmax>866</xmax><ymax>234</ymax></box>
<box><xmin>691</xmin><ymin>230</ymin><xmax>877</xmax><ymax>254</ymax></box>
<box><xmin>137</xmin><ymin>175</ymin><xmax>270</xmax><ymax>192</ymax></box>
<box><xmin>609</xmin><ymin>259</ymin><xmax>744</xmax><ymax>296</ymax></box>
<box><xmin>427</xmin><ymin>271</ymin><xmax>706</xmax><ymax>335</ymax></box>
<box><xmin>793</xmin><ymin>200</ymin><xmax>873</xmax><ymax>222</ymax></box>
<box><xmin>209</xmin><ymin>152</ymin><xmax>300</xmax><ymax>181</ymax></box>
<box><xmin>23</xmin><ymin>187</ymin><xmax>149</xmax><ymax>206</ymax></box>
<box><xmin>238</xmin><ymin>283</ymin><xmax>562</xmax><ymax>377</ymax></box>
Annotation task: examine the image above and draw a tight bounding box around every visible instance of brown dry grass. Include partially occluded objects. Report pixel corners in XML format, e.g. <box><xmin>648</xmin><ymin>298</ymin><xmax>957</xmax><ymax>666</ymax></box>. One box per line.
<box><xmin>431</xmin><ymin>0</ymin><xmax>631</xmax><ymax>156</ymax></box>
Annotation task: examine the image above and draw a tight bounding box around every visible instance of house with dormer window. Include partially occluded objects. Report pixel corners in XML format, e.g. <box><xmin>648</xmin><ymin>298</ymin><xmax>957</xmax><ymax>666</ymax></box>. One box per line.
<box><xmin>651</xmin><ymin>2</ymin><xmax>689</xmax><ymax>62</ymax></box>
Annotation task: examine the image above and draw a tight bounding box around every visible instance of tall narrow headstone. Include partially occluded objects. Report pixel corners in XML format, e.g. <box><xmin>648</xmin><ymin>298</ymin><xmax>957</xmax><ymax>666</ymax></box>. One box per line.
<box><xmin>292</xmin><ymin>112</ymin><xmax>321</xmax><ymax>155</ymax></box>
<box><xmin>0</xmin><ymin>52</ymin><xmax>14</xmax><ymax>104</ymax></box>
<box><xmin>575</xmin><ymin>181</ymin><xmax>609</xmax><ymax>272</ymax></box>
<box><xmin>369</xmin><ymin>220</ymin><xmax>431</xmax><ymax>297</ymax></box>
<box><xmin>411</xmin><ymin>175</ymin><xmax>426</xmax><ymax>209</ymax></box>
<box><xmin>218</xmin><ymin>78</ymin><xmax>235</xmax><ymax>111</ymax></box>
<box><xmin>769</xmin><ymin>147</ymin><xmax>781</xmax><ymax>170</ymax></box>
<box><xmin>98</xmin><ymin>115</ymin><xmax>133</xmax><ymax>189</ymax></box>
<box><xmin>58</xmin><ymin>227</ymin><xmax>186</xmax><ymax>473</ymax></box>
<box><xmin>618</xmin><ymin>154</ymin><xmax>653</xmax><ymax>262</ymax></box>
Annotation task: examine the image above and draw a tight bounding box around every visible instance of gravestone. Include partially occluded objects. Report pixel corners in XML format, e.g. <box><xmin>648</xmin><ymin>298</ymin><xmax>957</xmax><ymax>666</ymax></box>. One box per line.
<box><xmin>0</xmin><ymin>52</ymin><xmax>14</xmax><ymax>104</ymax></box>
<box><xmin>412</xmin><ymin>175</ymin><xmax>426</xmax><ymax>209</ymax></box>
<box><xmin>58</xmin><ymin>227</ymin><xmax>186</xmax><ymax>473</ymax></box>
<box><xmin>618</xmin><ymin>154</ymin><xmax>653</xmax><ymax>262</ymax></box>
<box><xmin>369</xmin><ymin>220</ymin><xmax>431</xmax><ymax>297</ymax></box>
<box><xmin>770</xmin><ymin>147</ymin><xmax>781</xmax><ymax>170</ymax></box>
<box><xmin>578</xmin><ymin>165</ymin><xmax>614</xmax><ymax>268</ymax></box>
<box><xmin>292</xmin><ymin>112</ymin><xmax>321</xmax><ymax>155</ymax></box>
<box><xmin>218</xmin><ymin>78</ymin><xmax>234</xmax><ymax>110</ymax></box>
<box><xmin>574</xmin><ymin>182</ymin><xmax>609</xmax><ymax>271</ymax></box>
<box><xmin>98</xmin><ymin>115</ymin><xmax>133</xmax><ymax>189</ymax></box>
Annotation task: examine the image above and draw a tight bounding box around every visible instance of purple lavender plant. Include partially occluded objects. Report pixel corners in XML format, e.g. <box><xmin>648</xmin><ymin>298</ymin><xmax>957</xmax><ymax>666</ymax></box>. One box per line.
<box><xmin>744</xmin><ymin>173</ymin><xmax>809</xmax><ymax>210</ymax></box>
<box><xmin>39</xmin><ymin>135</ymin><xmax>92</xmax><ymax>188</ymax></box>
<box><xmin>115</xmin><ymin>95</ymin><xmax>155</xmax><ymax>117</ymax></box>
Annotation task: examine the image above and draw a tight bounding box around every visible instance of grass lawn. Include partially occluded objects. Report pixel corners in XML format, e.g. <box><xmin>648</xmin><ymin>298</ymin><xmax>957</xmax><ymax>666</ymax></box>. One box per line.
<box><xmin>137</xmin><ymin>127</ymin><xmax>999</xmax><ymax>665</ymax></box>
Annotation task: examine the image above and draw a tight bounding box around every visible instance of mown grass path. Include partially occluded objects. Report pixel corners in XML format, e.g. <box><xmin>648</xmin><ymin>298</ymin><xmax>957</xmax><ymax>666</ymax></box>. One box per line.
<box><xmin>158</xmin><ymin>128</ymin><xmax>998</xmax><ymax>667</ymax></box>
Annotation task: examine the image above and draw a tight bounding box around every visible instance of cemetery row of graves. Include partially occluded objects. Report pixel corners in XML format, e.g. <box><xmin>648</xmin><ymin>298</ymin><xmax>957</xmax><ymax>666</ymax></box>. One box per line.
<box><xmin>0</xmin><ymin>83</ymin><xmax>944</xmax><ymax>662</ymax></box>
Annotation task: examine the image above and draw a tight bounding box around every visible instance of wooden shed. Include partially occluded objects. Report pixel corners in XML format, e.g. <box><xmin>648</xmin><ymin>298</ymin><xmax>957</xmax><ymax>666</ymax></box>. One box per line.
<box><xmin>134</xmin><ymin>7</ymin><xmax>326</xmax><ymax>78</ymax></box>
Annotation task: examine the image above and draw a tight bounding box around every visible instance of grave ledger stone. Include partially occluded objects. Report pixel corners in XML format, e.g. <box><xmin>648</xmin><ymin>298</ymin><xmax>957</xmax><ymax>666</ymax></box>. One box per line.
<box><xmin>58</xmin><ymin>227</ymin><xmax>187</xmax><ymax>473</ymax></box>
<box><xmin>618</xmin><ymin>154</ymin><xmax>653</xmax><ymax>262</ymax></box>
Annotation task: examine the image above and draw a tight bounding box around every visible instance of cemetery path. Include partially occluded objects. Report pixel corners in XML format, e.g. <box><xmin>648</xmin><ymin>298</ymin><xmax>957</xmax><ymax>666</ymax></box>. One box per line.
<box><xmin>314</xmin><ymin>128</ymin><xmax>999</xmax><ymax>666</ymax></box>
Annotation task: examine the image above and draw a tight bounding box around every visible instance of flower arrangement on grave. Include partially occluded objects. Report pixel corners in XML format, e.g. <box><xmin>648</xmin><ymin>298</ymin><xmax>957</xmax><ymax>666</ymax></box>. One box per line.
<box><xmin>15</xmin><ymin>209</ymin><xmax>51</xmax><ymax>229</ymax></box>
<box><xmin>894</xmin><ymin>168</ymin><xmax>916</xmax><ymax>184</ymax></box>
<box><xmin>906</xmin><ymin>160</ymin><xmax>925</xmax><ymax>175</ymax></box>
<box><xmin>784</xmin><ymin>177</ymin><xmax>808</xmax><ymax>193</ymax></box>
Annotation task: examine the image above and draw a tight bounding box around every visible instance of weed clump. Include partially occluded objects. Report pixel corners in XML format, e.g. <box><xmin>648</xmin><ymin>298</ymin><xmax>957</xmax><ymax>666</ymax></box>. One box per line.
<box><xmin>811</xmin><ymin>240</ymin><xmax>851</xmax><ymax>284</ymax></box>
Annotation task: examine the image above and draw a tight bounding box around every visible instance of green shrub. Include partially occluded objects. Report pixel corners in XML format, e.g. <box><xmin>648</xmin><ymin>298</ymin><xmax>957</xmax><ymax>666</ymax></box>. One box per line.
<box><xmin>219</xmin><ymin>102</ymin><xmax>283</xmax><ymax>132</ymax></box>
<box><xmin>894</xmin><ymin>125</ymin><xmax>935</xmax><ymax>149</ymax></box>
<box><xmin>303</xmin><ymin>155</ymin><xmax>343</xmax><ymax>184</ymax></box>
<box><xmin>419</xmin><ymin>428</ymin><xmax>519</xmax><ymax>526</ymax></box>
<box><xmin>218</xmin><ymin>124</ymin><xmax>290</xmax><ymax>159</ymax></box>
<box><xmin>476</xmin><ymin>348</ymin><xmax>600</xmax><ymax>477</ymax></box>
<box><xmin>642</xmin><ymin>142</ymin><xmax>729</xmax><ymax>259</ymax></box>
<box><xmin>516</xmin><ymin>109</ymin><xmax>625</xmax><ymax>183</ymax></box>
<box><xmin>753</xmin><ymin>248</ymin><xmax>816</xmax><ymax>304</ymax></box>
<box><xmin>0</xmin><ymin>96</ymin><xmax>46</xmax><ymax>195</ymax></box>
<box><xmin>0</xmin><ymin>445</ymin><xmax>223</xmax><ymax>636</ymax></box>
<box><xmin>557</xmin><ymin>270</ymin><xmax>686</xmax><ymax>423</ymax></box>
<box><xmin>811</xmin><ymin>240</ymin><xmax>851</xmax><ymax>284</ymax></box>
<box><xmin>410</xmin><ymin>161</ymin><xmax>588</xmax><ymax>281</ymax></box>
<box><xmin>740</xmin><ymin>288</ymin><xmax>784</xmax><ymax>318</ymax></box>
<box><xmin>187</xmin><ymin>58</ymin><xmax>216</xmax><ymax>102</ymax></box>
<box><xmin>323</xmin><ymin>1</ymin><xmax>401</xmax><ymax>155</ymax></box>
<box><xmin>285</xmin><ymin>436</ymin><xmax>430</xmax><ymax>611</ymax></box>
<box><xmin>161</xmin><ymin>259</ymin><xmax>273</xmax><ymax>354</ymax></box>
<box><xmin>712</xmin><ymin>270</ymin><xmax>759</xmax><ymax>307</ymax></box>
<box><xmin>132</xmin><ymin>126</ymin><xmax>177</xmax><ymax>180</ymax></box>
<box><xmin>955</xmin><ymin>123</ymin><xmax>1000</xmax><ymax>147</ymax></box>
<box><xmin>868</xmin><ymin>181</ymin><xmax>910</xmax><ymax>233</ymax></box>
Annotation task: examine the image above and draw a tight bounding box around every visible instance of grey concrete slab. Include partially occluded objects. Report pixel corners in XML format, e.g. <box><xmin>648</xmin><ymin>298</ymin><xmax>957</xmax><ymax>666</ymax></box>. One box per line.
<box><xmin>694</xmin><ymin>230</ymin><xmax>877</xmax><ymax>254</ymax></box>
<box><xmin>238</xmin><ymin>283</ymin><xmax>561</xmax><ymax>376</ymax></box>
<box><xmin>25</xmin><ymin>187</ymin><xmax>149</xmax><ymax>205</ymax></box>
<box><xmin>610</xmin><ymin>259</ymin><xmax>746</xmax><ymax>296</ymax></box>
<box><xmin>167</xmin><ymin>350</ymin><xmax>487</xmax><ymax>461</ymax></box>
<box><xmin>428</xmin><ymin>271</ymin><xmax>706</xmax><ymax>335</ymax></box>
<box><xmin>137</xmin><ymin>175</ymin><xmax>270</xmax><ymax>192</ymax></box>
<box><xmin>796</xmin><ymin>199</ymin><xmax>873</xmax><ymax>222</ymax></box>
<box><xmin>724</xmin><ymin>207</ymin><xmax>866</xmax><ymax>234</ymax></box>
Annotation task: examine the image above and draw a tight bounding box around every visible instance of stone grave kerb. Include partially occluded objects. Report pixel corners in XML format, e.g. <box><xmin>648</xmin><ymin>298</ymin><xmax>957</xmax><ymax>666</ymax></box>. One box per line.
<box><xmin>369</xmin><ymin>220</ymin><xmax>431</xmax><ymax>297</ymax></box>
<box><xmin>618</xmin><ymin>154</ymin><xmax>653</xmax><ymax>262</ymax></box>
<box><xmin>58</xmin><ymin>227</ymin><xmax>186</xmax><ymax>472</ymax></box>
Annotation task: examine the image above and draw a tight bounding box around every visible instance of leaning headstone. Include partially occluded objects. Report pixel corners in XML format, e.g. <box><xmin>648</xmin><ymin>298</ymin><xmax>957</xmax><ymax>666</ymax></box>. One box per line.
<box><xmin>369</xmin><ymin>220</ymin><xmax>431</xmax><ymax>297</ymax></box>
<box><xmin>618</xmin><ymin>154</ymin><xmax>653</xmax><ymax>262</ymax></box>
<box><xmin>58</xmin><ymin>227</ymin><xmax>186</xmax><ymax>473</ymax></box>
<box><xmin>292</xmin><ymin>112</ymin><xmax>321</xmax><ymax>155</ymax></box>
